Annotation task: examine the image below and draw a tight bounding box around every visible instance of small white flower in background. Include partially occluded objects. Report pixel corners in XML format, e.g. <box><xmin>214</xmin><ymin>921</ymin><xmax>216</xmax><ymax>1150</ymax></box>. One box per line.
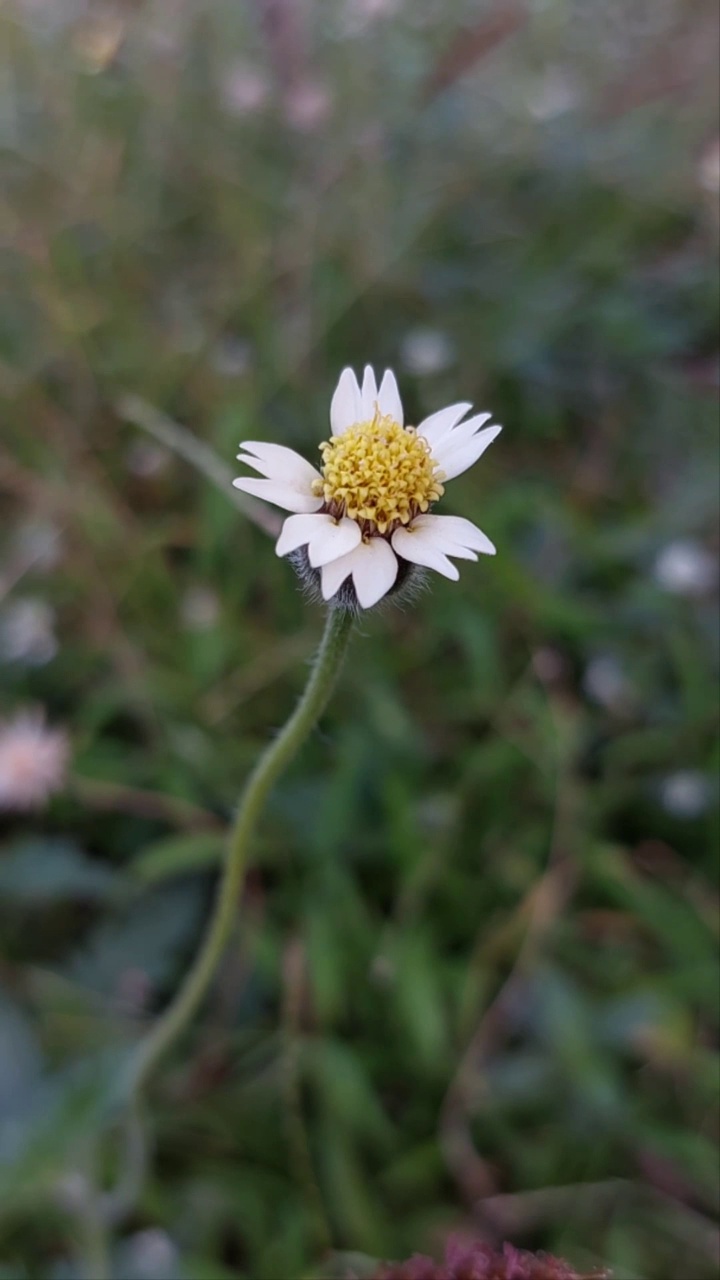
<box><xmin>0</xmin><ymin>597</ymin><xmax>58</xmax><ymax>666</ymax></box>
<box><xmin>526</xmin><ymin>67</ymin><xmax>581</xmax><ymax>121</ymax></box>
<box><xmin>400</xmin><ymin>328</ymin><xmax>456</xmax><ymax>377</ymax></box>
<box><xmin>233</xmin><ymin>365</ymin><xmax>501</xmax><ymax>610</ymax></box>
<box><xmin>122</xmin><ymin>1228</ymin><xmax>179</xmax><ymax>1280</ymax></box>
<box><xmin>583</xmin><ymin>654</ymin><xmax>632</xmax><ymax>712</ymax></box>
<box><xmin>653</xmin><ymin>539</ymin><xmax>717</xmax><ymax>597</ymax></box>
<box><xmin>660</xmin><ymin>770</ymin><xmax>711</xmax><ymax>820</ymax></box>
<box><xmin>220</xmin><ymin>63</ymin><xmax>270</xmax><ymax>116</ymax></box>
<box><xmin>0</xmin><ymin>709</ymin><xmax>69</xmax><ymax>811</ymax></box>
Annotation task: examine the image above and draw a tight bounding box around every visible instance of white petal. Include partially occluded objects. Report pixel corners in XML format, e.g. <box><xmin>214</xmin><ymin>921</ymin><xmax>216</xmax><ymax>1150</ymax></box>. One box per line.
<box><xmin>236</xmin><ymin>452</ymin><xmax>317</xmax><ymax>485</ymax></box>
<box><xmin>412</xmin><ymin>535</ymin><xmax>477</xmax><ymax>561</ymax></box>
<box><xmin>416</xmin><ymin>402</ymin><xmax>472</xmax><ymax>448</ymax></box>
<box><xmin>360</xmin><ymin>365</ymin><xmax>378</xmax><ymax>418</ymax></box>
<box><xmin>377</xmin><ymin>369</ymin><xmax>403</xmax><ymax>424</ymax></box>
<box><xmin>238</xmin><ymin>441</ymin><xmax>320</xmax><ymax>486</ymax></box>
<box><xmin>308</xmin><ymin>517</ymin><xmax>362</xmax><ymax>567</ymax></box>
<box><xmin>330</xmin><ymin>368</ymin><xmax>363</xmax><ymax>436</ymax></box>
<box><xmin>433</xmin><ymin>424</ymin><xmax>502</xmax><ymax>480</ymax></box>
<box><xmin>411</xmin><ymin>513</ymin><xmax>496</xmax><ymax>556</ymax></box>
<box><xmin>429</xmin><ymin>412</ymin><xmax>493</xmax><ymax>458</ymax></box>
<box><xmin>320</xmin><ymin>549</ymin><xmax>355</xmax><ymax>600</ymax></box>
<box><xmin>320</xmin><ymin>537</ymin><xmax>399</xmax><ymax>608</ymax></box>
<box><xmin>233</xmin><ymin>477</ymin><xmax>322</xmax><ymax>514</ymax></box>
<box><xmin>275</xmin><ymin>513</ymin><xmax>330</xmax><ymax>557</ymax></box>
<box><xmin>351</xmin><ymin>537</ymin><xmax>398</xmax><ymax>608</ymax></box>
<box><xmin>391</xmin><ymin>526</ymin><xmax>460</xmax><ymax>580</ymax></box>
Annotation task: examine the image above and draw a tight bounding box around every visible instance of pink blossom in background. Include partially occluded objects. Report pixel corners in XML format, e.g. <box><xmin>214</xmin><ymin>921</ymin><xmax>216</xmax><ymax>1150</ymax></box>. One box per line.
<box><xmin>370</xmin><ymin>1237</ymin><xmax>609</xmax><ymax>1280</ymax></box>
<box><xmin>0</xmin><ymin>709</ymin><xmax>69</xmax><ymax>811</ymax></box>
<box><xmin>284</xmin><ymin>79</ymin><xmax>332</xmax><ymax>131</ymax></box>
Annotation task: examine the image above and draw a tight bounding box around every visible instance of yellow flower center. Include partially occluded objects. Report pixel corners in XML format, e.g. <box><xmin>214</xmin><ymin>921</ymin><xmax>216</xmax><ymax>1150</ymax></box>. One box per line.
<box><xmin>311</xmin><ymin>413</ymin><xmax>445</xmax><ymax>535</ymax></box>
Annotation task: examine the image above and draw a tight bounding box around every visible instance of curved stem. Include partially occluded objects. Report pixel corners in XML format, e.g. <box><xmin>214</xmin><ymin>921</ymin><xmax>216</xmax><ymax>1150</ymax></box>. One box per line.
<box><xmin>131</xmin><ymin>607</ymin><xmax>354</xmax><ymax>1093</ymax></box>
<box><xmin>68</xmin><ymin>1156</ymin><xmax>111</xmax><ymax>1280</ymax></box>
<box><xmin>77</xmin><ymin>1196</ymin><xmax>111</xmax><ymax>1280</ymax></box>
<box><xmin>100</xmin><ymin>1097</ymin><xmax>148</xmax><ymax>1227</ymax></box>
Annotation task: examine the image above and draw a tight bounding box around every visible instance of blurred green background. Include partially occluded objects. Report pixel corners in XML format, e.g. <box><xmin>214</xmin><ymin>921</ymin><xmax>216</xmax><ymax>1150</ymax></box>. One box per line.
<box><xmin>1</xmin><ymin>1</ymin><xmax>719</xmax><ymax>1277</ymax></box>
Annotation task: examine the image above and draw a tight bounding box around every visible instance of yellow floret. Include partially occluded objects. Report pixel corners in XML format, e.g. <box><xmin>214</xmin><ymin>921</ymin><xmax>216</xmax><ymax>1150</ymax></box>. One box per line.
<box><xmin>312</xmin><ymin>414</ymin><xmax>445</xmax><ymax>533</ymax></box>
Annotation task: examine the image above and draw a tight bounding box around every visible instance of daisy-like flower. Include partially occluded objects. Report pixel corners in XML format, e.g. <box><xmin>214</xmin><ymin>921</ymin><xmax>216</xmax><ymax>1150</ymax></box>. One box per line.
<box><xmin>0</xmin><ymin>708</ymin><xmax>69</xmax><ymax>811</ymax></box>
<box><xmin>233</xmin><ymin>366</ymin><xmax>501</xmax><ymax>610</ymax></box>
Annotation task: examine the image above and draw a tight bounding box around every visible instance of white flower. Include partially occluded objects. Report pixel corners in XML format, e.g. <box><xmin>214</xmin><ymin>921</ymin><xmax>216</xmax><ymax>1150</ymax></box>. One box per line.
<box><xmin>582</xmin><ymin>654</ymin><xmax>632</xmax><ymax>711</ymax></box>
<box><xmin>0</xmin><ymin>597</ymin><xmax>58</xmax><ymax>666</ymax></box>
<box><xmin>0</xmin><ymin>709</ymin><xmax>69</xmax><ymax>811</ymax></box>
<box><xmin>660</xmin><ymin>770</ymin><xmax>712</xmax><ymax>820</ymax></box>
<box><xmin>233</xmin><ymin>365</ymin><xmax>501</xmax><ymax>610</ymax></box>
<box><xmin>653</xmin><ymin>539</ymin><xmax>717</xmax><ymax>597</ymax></box>
<box><xmin>123</xmin><ymin>1229</ymin><xmax>179</xmax><ymax>1280</ymax></box>
<box><xmin>220</xmin><ymin>63</ymin><xmax>269</xmax><ymax>116</ymax></box>
<box><xmin>400</xmin><ymin>327</ymin><xmax>455</xmax><ymax>377</ymax></box>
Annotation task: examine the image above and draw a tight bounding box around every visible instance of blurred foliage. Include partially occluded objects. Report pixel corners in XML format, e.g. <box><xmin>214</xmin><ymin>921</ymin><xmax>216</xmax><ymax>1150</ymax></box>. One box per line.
<box><xmin>0</xmin><ymin>0</ymin><xmax>719</xmax><ymax>1277</ymax></box>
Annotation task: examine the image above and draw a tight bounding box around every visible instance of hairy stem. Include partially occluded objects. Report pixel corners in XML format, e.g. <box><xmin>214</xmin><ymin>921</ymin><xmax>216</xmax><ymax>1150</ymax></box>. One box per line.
<box><xmin>131</xmin><ymin>607</ymin><xmax>354</xmax><ymax>1093</ymax></box>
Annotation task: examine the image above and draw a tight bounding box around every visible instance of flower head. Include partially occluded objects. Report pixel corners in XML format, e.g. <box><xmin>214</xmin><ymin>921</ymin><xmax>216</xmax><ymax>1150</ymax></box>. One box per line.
<box><xmin>0</xmin><ymin>708</ymin><xmax>69</xmax><ymax>811</ymax></box>
<box><xmin>233</xmin><ymin>366</ymin><xmax>501</xmax><ymax>610</ymax></box>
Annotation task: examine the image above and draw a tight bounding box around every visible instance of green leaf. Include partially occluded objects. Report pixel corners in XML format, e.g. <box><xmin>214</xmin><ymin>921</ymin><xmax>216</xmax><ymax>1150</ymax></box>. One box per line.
<box><xmin>0</xmin><ymin>1052</ymin><xmax>132</xmax><ymax>1219</ymax></box>
<box><xmin>0</xmin><ymin>840</ymin><xmax>121</xmax><ymax>905</ymax></box>
<box><xmin>0</xmin><ymin>994</ymin><xmax>43</xmax><ymax>1120</ymax></box>
<box><xmin>129</xmin><ymin>832</ymin><xmax>226</xmax><ymax>885</ymax></box>
<box><xmin>391</xmin><ymin>929</ymin><xmax>448</xmax><ymax>1073</ymax></box>
<box><xmin>305</xmin><ymin>1039</ymin><xmax>393</xmax><ymax>1149</ymax></box>
<box><xmin>66</xmin><ymin>882</ymin><xmax>205</xmax><ymax>996</ymax></box>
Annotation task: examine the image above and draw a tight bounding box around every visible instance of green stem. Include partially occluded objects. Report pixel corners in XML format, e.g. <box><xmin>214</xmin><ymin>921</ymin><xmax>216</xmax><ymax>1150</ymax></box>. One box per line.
<box><xmin>70</xmin><ymin>1157</ymin><xmax>111</xmax><ymax>1280</ymax></box>
<box><xmin>131</xmin><ymin>607</ymin><xmax>354</xmax><ymax>1093</ymax></box>
<box><xmin>78</xmin><ymin>1198</ymin><xmax>111</xmax><ymax>1280</ymax></box>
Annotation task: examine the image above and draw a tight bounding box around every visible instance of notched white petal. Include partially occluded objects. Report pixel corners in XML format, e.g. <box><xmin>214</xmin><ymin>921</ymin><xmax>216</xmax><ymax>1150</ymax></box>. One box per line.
<box><xmin>233</xmin><ymin>477</ymin><xmax>323</xmax><ymax>514</ymax></box>
<box><xmin>351</xmin><ymin>537</ymin><xmax>399</xmax><ymax>608</ymax></box>
<box><xmin>360</xmin><ymin>365</ymin><xmax>378</xmax><ymax>419</ymax></box>
<box><xmin>275</xmin><ymin>513</ymin><xmax>362</xmax><ymax>565</ymax></box>
<box><xmin>320</xmin><ymin>551</ymin><xmax>354</xmax><ymax>601</ymax></box>
<box><xmin>435</xmin><ymin>424</ymin><xmax>502</xmax><ymax>480</ymax></box>
<box><xmin>330</xmin><ymin>367</ymin><xmax>363</xmax><ymax>436</ymax></box>
<box><xmin>320</xmin><ymin>537</ymin><xmax>398</xmax><ymax>608</ymax></box>
<box><xmin>412</xmin><ymin>514</ymin><xmax>496</xmax><ymax>556</ymax></box>
<box><xmin>308</xmin><ymin>517</ymin><xmax>362</xmax><ymax>567</ymax></box>
<box><xmin>429</xmin><ymin>412</ymin><xmax>493</xmax><ymax>458</ymax></box>
<box><xmin>275</xmin><ymin>513</ymin><xmax>328</xmax><ymax>557</ymax></box>
<box><xmin>377</xmin><ymin>369</ymin><xmax>403</xmax><ymax>425</ymax></box>
<box><xmin>236</xmin><ymin>452</ymin><xmax>308</xmax><ymax>482</ymax></box>
<box><xmin>416</xmin><ymin>402</ymin><xmax>472</xmax><ymax>448</ymax></box>
<box><xmin>238</xmin><ymin>441</ymin><xmax>320</xmax><ymax>485</ymax></box>
<box><xmin>391</xmin><ymin>526</ymin><xmax>460</xmax><ymax>580</ymax></box>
